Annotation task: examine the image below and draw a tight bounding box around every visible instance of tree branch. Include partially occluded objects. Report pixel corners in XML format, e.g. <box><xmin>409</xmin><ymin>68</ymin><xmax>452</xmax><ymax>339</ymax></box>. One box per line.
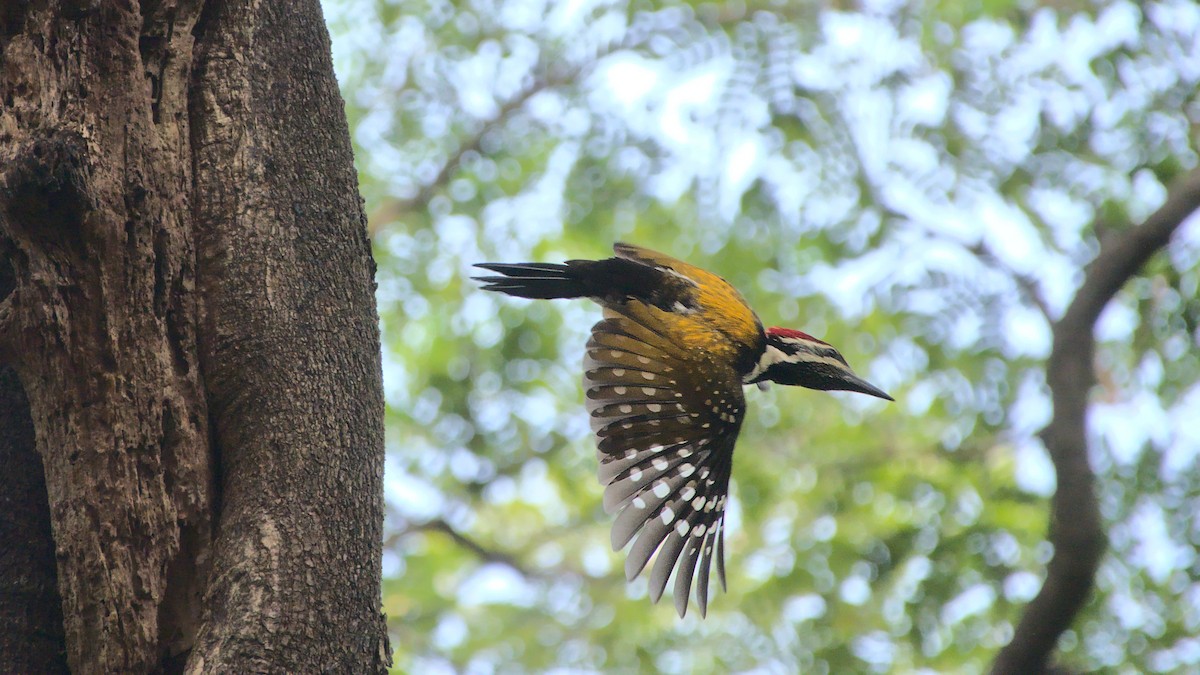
<box><xmin>966</xmin><ymin>241</ymin><xmax>1055</xmax><ymax>322</ymax></box>
<box><xmin>992</xmin><ymin>166</ymin><xmax>1200</xmax><ymax>674</ymax></box>
<box><xmin>369</xmin><ymin>38</ymin><xmax>633</xmax><ymax>234</ymax></box>
<box><xmin>387</xmin><ymin>512</ymin><xmax>543</xmax><ymax>581</ymax></box>
<box><xmin>395</xmin><ymin>79</ymin><xmax>556</xmax><ymax>214</ymax></box>
<box><xmin>420</xmin><ymin>517</ymin><xmax>537</xmax><ymax>576</ymax></box>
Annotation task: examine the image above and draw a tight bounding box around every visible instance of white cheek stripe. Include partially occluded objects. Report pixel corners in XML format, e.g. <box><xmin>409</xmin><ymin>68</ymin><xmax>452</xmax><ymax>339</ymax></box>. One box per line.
<box><xmin>745</xmin><ymin>344</ymin><xmax>788</xmax><ymax>383</ymax></box>
<box><xmin>744</xmin><ymin>343</ymin><xmax>852</xmax><ymax>384</ymax></box>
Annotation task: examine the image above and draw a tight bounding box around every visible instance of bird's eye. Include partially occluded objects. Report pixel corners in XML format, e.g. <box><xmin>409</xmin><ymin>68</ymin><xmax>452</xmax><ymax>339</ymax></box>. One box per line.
<box><xmin>824</xmin><ymin>348</ymin><xmax>849</xmax><ymax>366</ymax></box>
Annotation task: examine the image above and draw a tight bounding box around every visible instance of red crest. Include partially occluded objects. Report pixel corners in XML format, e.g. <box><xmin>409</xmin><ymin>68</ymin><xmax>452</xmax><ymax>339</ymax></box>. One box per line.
<box><xmin>765</xmin><ymin>326</ymin><xmax>828</xmax><ymax>345</ymax></box>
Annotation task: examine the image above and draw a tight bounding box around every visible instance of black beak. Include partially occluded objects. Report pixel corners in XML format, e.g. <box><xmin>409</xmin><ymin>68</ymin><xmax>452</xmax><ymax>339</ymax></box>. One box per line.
<box><xmin>841</xmin><ymin>373</ymin><xmax>894</xmax><ymax>401</ymax></box>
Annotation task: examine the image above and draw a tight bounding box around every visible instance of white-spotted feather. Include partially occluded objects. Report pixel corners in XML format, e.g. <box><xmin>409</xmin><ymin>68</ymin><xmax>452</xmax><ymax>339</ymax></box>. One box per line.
<box><xmin>584</xmin><ymin>315</ymin><xmax>743</xmax><ymax>617</ymax></box>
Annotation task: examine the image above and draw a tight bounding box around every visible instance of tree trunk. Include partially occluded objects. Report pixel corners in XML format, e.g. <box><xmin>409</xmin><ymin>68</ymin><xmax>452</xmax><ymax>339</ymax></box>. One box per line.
<box><xmin>992</xmin><ymin>168</ymin><xmax>1200</xmax><ymax>674</ymax></box>
<box><xmin>0</xmin><ymin>2</ymin><xmax>390</xmax><ymax>672</ymax></box>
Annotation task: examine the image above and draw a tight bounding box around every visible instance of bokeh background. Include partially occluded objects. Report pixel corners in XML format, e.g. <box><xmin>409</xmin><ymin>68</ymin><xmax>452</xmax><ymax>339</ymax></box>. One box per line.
<box><xmin>322</xmin><ymin>0</ymin><xmax>1200</xmax><ymax>671</ymax></box>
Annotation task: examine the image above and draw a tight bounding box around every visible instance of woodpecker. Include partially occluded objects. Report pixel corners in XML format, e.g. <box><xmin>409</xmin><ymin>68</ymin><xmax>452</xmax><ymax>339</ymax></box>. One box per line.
<box><xmin>474</xmin><ymin>243</ymin><xmax>892</xmax><ymax>617</ymax></box>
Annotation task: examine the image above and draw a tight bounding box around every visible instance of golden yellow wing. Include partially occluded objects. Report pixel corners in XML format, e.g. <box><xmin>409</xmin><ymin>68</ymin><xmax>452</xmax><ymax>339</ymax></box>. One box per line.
<box><xmin>613</xmin><ymin>243</ymin><xmax>764</xmax><ymax>361</ymax></box>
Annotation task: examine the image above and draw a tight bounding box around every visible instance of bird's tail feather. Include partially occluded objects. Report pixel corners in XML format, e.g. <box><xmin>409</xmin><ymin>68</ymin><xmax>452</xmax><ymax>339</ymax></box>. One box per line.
<box><xmin>472</xmin><ymin>262</ymin><xmax>587</xmax><ymax>299</ymax></box>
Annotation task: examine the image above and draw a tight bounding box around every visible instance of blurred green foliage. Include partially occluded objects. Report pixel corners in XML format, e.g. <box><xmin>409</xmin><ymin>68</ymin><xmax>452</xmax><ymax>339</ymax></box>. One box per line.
<box><xmin>327</xmin><ymin>0</ymin><xmax>1200</xmax><ymax>671</ymax></box>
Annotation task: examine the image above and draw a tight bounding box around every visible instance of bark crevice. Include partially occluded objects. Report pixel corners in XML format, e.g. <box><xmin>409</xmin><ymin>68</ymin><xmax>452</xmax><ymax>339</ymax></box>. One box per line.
<box><xmin>0</xmin><ymin>366</ymin><xmax>68</xmax><ymax>673</ymax></box>
<box><xmin>0</xmin><ymin>3</ymin><xmax>212</xmax><ymax>671</ymax></box>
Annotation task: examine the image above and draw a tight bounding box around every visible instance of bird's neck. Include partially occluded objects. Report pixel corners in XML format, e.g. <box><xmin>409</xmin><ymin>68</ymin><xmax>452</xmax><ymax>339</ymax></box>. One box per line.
<box><xmin>743</xmin><ymin>342</ymin><xmax>790</xmax><ymax>384</ymax></box>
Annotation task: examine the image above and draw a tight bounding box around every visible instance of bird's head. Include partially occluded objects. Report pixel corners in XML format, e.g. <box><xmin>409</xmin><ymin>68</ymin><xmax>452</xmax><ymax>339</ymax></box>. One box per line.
<box><xmin>747</xmin><ymin>327</ymin><xmax>893</xmax><ymax>401</ymax></box>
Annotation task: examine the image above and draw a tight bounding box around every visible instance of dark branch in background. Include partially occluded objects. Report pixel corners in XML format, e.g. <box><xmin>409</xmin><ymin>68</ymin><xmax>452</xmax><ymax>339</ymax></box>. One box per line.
<box><xmin>365</xmin><ymin>9</ymin><xmax>767</xmax><ymax>231</ymax></box>
<box><xmin>874</xmin><ymin>188</ymin><xmax>1056</xmax><ymax>322</ymax></box>
<box><xmin>372</xmin><ymin>80</ymin><xmax>553</xmax><ymax>229</ymax></box>
<box><xmin>967</xmin><ymin>241</ymin><xmax>1054</xmax><ymax>322</ymax></box>
<box><xmin>369</xmin><ymin>33</ymin><xmax>644</xmax><ymax>233</ymax></box>
<box><xmin>386</xmin><ymin>508</ymin><xmax>541</xmax><ymax>580</ymax></box>
<box><xmin>992</xmin><ymin>167</ymin><xmax>1200</xmax><ymax>675</ymax></box>
<box><xmin>420</xmin><ymin>517</ymin><xmax>535</xmax><ymax>575</ymax></box>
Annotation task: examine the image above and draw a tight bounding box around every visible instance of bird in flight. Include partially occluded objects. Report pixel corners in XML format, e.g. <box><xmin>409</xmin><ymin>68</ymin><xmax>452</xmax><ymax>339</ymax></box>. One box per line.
<box><xmin>474</xmin><ymin>243</ymin><xmax>892</xmax><ymax>617</ymax></box>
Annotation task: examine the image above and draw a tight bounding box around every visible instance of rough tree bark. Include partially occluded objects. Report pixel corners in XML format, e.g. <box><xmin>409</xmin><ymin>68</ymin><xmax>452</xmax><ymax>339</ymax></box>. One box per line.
<box><xmin>992</xmin><ymin>167</ymin><xmax>1200</xmax><ymax>674</ymax></box>
<box><xmin>0</xmin><ymin>364</ymin><xmax>67</xmax><ymax>673</ymax></box>
<box><xmin>0</xmin><ymin>2</ymin><xmax>390</xmax><ymax>673</ymax></box>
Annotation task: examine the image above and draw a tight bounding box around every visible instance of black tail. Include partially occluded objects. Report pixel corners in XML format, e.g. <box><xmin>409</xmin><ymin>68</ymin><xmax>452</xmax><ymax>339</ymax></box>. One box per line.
<box><xmin>472</xmin><ymin>262</ymin><xmax>588</xmax><ymax>299</ymax></box>
<box><xmin>474</xmin><ymin>256</ymin><xmax>681</xmax><ymax>306</ymax></box>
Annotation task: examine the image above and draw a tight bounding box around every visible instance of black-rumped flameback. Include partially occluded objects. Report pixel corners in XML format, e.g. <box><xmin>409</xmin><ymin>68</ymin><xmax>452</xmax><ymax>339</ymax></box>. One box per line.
<box><xmin>474</xmin><ymin>243</ymin><xmax>892</xmax><ymax>617</ymax></box>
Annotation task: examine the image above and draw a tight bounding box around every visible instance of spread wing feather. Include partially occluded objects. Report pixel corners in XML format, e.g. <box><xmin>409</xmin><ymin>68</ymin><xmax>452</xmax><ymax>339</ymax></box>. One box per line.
<box><xmin>585</xmin><ymin>313</ymin><xmax>742</xmax><ymax>617</ymax></box>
